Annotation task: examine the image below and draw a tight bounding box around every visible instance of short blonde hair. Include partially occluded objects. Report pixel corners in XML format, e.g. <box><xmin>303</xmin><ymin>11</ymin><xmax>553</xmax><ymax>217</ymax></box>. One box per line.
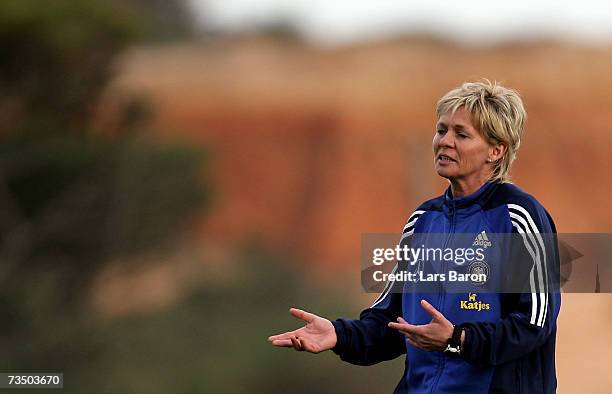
<box><xmin>436</xmin><ymin>80</ymin><xmax>526</xmax><ymax>183</ymax></box>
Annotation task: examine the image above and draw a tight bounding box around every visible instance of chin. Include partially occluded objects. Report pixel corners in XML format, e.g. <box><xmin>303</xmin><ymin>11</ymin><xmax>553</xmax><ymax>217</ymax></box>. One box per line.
<box><xmin>435</xmin><ymin>167</ymin><xmax>456</xmax><ymax>179</ymax></box>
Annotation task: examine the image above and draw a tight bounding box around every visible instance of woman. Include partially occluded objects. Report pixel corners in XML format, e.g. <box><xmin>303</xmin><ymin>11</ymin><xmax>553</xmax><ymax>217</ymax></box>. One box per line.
<box><xmin>268</xmin><ymin>80</ymin><xmax>561</xmax><ymax>394</ymax></box>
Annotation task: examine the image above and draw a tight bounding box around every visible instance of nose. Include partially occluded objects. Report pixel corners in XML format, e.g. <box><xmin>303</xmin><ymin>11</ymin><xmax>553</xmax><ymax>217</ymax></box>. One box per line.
<box><xmin>437</xmin><ymin>131</ymin><xmax>455</xmax><ymax>148</ymax></box>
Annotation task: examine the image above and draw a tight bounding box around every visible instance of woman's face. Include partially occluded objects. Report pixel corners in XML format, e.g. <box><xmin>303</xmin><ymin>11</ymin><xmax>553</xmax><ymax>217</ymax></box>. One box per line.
<box><xmin>433</xmin><ymin>107</ymin><xmax>495</xmax><ymax>184</ymax></box>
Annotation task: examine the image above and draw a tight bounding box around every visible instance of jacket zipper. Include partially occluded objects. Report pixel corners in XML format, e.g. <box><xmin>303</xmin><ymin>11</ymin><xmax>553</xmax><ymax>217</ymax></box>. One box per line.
<box><xmin>429</xmin><ymin>199</ymin><xmax>457</xmax><ymax>394</ymax></box>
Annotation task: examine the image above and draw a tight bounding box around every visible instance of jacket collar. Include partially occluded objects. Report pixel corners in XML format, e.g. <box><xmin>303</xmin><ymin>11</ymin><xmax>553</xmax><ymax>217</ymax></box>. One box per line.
<box><xmin>444</xmin><ymin>180</ymin><xmax>498</xmax><ymax>209</ymax></box>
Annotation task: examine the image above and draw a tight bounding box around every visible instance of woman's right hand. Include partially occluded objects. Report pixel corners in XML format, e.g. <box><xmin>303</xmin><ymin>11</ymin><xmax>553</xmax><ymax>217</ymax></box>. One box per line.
<box><xmin>268</xmin><ymin>308</ymin><xmax>337</xmax><ymax>353</ymax></box>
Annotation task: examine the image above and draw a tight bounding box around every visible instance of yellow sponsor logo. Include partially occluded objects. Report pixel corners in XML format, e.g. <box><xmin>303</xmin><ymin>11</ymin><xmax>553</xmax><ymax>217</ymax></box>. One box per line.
<box><xmin>460</xmin><ymin>293</ymin><xmax>490</xmax><ymax>311</ymax></box>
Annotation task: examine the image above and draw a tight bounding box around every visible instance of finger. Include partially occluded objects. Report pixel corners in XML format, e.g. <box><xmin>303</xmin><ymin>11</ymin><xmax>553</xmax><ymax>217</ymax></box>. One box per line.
<box><xmin>298</xmin><ymin>337</ymin><xmax>313</xmax><ymax>353</ymax></box>
<box><xmin>268</xmin><ymin>332</ymin><xmax>295</xmax><ymax>341</ymax></box>
<box><xmin>388</xmin><ymin>322</ymin><xmax>418</xmax><ymax>335</ymax></box>
<box><xmin>270</xmin><ymin>339</ymin><xmax>294</xmax><ymax>347</ymax></box>
<box><xmin>420</xmin><ymin>299</ymin><xmax>443</xmax><ymax>321</ymax></box>
<box><xmin>406</xmin><ymin>336</ymin><xmax>421</xmax><ymax>349</ymax></box>
<box><xmin>405</xmin><ymin>332</ymin><xmax>428</xmax><ymax>349</ymax></box>
<box><xmin>290</xmin><ymin>308</ymin><xmax>317</xmax><ymax>323</ymax></box>
<box><xmin>388</xmin><ymin>319</ymin><xmax>422</xmax><ymax>335</ymax></box>
<box><xmin>290</xmin><ymin>336</ymin><xmax>303</xmax><ymax>351</ymax></box>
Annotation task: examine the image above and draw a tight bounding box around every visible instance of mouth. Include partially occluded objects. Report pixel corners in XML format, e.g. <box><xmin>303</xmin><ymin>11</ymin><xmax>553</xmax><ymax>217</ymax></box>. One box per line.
<box><xmin>436</xmin><ymin>154</ymin><xmax>456</xmax><ymax>163</ymax></box>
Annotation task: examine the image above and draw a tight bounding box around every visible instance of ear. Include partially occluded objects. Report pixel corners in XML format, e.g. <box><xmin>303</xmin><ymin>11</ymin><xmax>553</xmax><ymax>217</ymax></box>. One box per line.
<box><xmin>488</xmin><ymin>143</ymin><xmax>506</xmax><ymax>163</ymax></box>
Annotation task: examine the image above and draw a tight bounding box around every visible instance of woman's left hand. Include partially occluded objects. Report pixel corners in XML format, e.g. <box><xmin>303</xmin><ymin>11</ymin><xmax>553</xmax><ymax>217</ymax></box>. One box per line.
<box><xmin>388</xmin><ymin>299</ymin><xmax>454</xmax><ymax>352</ymax></box>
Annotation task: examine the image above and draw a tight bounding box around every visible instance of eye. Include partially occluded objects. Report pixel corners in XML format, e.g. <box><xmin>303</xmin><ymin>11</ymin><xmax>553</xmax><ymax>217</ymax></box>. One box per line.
<box><xmin>436</xmin><ymin>128</ymin><xmax>447</xmax><ymax>135</ymax></box>
<box><xmin>456</xmin><ymin>132</ymin><xmax>469</xmax><ymax>139</ymax></box>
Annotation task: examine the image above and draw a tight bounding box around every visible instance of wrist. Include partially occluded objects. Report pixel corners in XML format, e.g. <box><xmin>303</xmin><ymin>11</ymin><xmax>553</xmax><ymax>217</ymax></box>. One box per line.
<box><xmin>442</xmin><ymin>325</ymin><xmax>464</xmax><ymax>357</ymax></box>
<box><xmin>330</xmin><ymin>319</ymin><xmax>345</xmax><ymax>354</ymax></box>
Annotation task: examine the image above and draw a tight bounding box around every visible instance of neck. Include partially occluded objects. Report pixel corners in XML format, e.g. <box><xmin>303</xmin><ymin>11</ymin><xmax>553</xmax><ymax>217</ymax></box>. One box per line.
<box><xmin>449</xmin><ymin>175</ymin><xmax>491</xmax><ymax>197</ymax></box>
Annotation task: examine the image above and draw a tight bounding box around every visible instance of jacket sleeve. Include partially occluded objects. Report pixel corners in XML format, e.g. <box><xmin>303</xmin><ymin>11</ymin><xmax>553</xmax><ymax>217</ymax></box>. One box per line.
<box><xmin>331</xmin><ymin>280</ymin><xmax>406</xmax><ymax>365</ymax></box>
<box><xmin>331</xmin><ymin>210</ymin><xmax>425</xmax><ymax>365</ymax></box>
<box><xmin>458</xmin><ymin>201</ymin><xmax>561</xmax><ymax>367</ymax></box>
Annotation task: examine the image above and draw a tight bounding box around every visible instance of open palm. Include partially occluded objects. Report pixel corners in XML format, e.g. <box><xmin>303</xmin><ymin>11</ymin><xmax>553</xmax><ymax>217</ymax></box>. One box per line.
<box><xmin>268</xmin><ymin>308</ymin><xmax>337</xmax><ymax>353</ymax></box>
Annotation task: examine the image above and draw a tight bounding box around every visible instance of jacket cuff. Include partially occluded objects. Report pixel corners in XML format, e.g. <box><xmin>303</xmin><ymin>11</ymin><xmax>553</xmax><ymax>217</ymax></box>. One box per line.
<box><xmin>331</xmin><ymin>319</ymin><xmax>348</xmax><ymax>356</ymax></box>
<box><xmin>457</xmin><ymin>323</ymin><xmax>476</xmax><ymax>363</ymax></box>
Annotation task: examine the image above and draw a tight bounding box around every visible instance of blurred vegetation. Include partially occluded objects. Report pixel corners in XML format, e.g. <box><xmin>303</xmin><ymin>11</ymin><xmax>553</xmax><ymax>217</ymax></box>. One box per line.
<box><xmin>0</xmin><ymin>1</ymin><xmax>403</xmax><ymax>392</ymax></box>
<box><xmin>0</xmin><ymin>0</ymin><xmax>211</xmax><ymax>383</ymax></box>
<box><xmin>0</xmin><ymin>0</ymin><xmax>194</xmax><ymax>134</ymax></box>
<box><xmin>246</xmin><ymin>19</ymin><xmax>305</xmax><ymax>44</ymax></box>
<box><xmin>121</xmin><ymin>0</ymin><xmax>195</xmax><ymax>42</ymax></box>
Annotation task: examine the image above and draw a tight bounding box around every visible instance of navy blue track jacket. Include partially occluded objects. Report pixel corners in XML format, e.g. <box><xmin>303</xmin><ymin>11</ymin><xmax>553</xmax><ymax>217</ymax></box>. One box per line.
<box><xmin>332</xmin><ymin>181</ymin><xmax>561</xmax><ymax>393</ymax></box>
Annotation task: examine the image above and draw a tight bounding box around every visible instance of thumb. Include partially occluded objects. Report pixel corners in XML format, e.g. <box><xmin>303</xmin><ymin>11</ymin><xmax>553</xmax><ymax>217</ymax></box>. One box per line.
<box><xmin>290</xmin><ymin>308</ymin><xmax>317</xmax><ymax>323</ymax></box>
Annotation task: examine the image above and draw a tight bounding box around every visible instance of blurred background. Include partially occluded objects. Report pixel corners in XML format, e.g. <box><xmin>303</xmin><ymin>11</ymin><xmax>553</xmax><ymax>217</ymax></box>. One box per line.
<box><xmin>0</xmin><ymin>0</ymin><xmax>610</xmax><ymax>393</ymax></box>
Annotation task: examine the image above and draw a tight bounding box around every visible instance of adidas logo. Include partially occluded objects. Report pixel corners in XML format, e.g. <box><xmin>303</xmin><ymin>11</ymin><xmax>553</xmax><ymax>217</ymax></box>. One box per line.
<box><xmin>472</xmin><ymin>231</ymin><xmax>492</xmax><ymax>249</ymax></box>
